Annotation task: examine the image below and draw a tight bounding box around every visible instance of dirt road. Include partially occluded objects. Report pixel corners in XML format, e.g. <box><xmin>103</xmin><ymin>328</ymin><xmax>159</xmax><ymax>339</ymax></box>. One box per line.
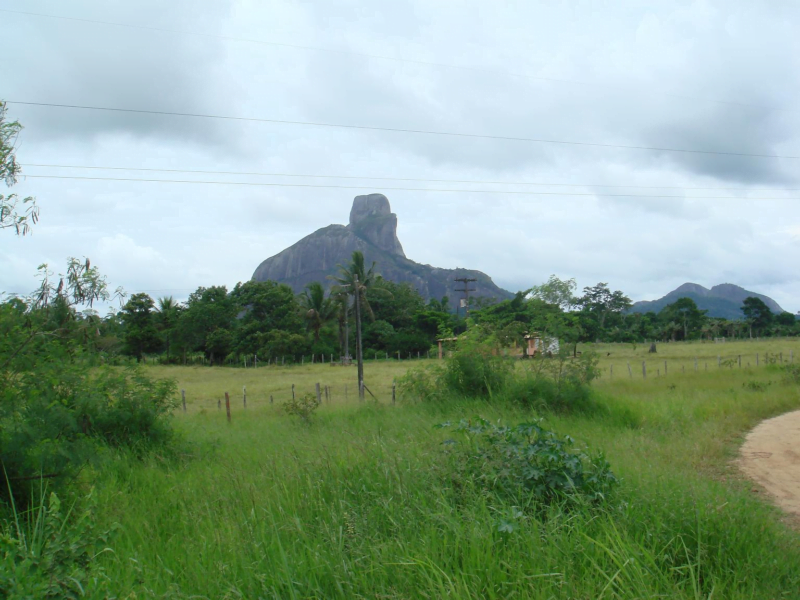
<box><xmin>739</xmin><ymin>410</ymin><xmax>800</xmax><ymax>518</ymax></box>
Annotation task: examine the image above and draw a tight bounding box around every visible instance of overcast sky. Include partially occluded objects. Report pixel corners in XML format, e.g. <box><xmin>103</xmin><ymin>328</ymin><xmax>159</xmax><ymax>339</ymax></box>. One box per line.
<box><xmin>1</xmin><ymin>0</ymin><xmax>799</xmax><ymax>313</ymax></box>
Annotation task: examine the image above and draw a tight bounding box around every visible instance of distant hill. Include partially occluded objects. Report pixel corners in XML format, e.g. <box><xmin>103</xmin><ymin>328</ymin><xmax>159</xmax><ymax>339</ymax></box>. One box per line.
<box><xmin>252</xmin><ymin>194</ymin><xmax>514</xmax><ymax>302</ymax></box>
<box><xmin>630</xmin><ymin>283</ymin><xmax>785</xmax><ymax>320</ymax></box>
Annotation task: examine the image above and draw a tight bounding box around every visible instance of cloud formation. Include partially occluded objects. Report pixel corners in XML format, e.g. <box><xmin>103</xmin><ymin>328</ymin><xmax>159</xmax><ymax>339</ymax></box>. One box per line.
<box><xmin>1</xmin><ymin>0</ymin><xmax>798</xmax><ymax>312</ymax></box>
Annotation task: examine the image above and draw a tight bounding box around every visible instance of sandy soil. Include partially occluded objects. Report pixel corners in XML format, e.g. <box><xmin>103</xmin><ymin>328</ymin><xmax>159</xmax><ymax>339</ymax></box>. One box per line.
<box><xmin>739</xmin><ymin>410</ymin><xmax>800</xmax><ymax>519</ymax></box>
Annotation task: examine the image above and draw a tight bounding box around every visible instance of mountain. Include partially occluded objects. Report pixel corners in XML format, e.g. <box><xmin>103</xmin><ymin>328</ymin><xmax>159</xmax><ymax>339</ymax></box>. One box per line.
<box><xmin>630</xmin><ymin>283</ymin><xmax>785</xmax><ymax>319</ymax></box>
<box><xmin>252</xmin><ymin>194</ymin><xmax>514</xmax><ymax>302</ymax></box>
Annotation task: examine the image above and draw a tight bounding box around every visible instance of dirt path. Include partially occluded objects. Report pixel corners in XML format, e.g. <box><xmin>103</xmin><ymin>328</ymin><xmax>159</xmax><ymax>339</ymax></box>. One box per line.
<box><xmin>739</xmin><ymin>410</ymin><xmax>800</xmax><ymax>519</ymax></box>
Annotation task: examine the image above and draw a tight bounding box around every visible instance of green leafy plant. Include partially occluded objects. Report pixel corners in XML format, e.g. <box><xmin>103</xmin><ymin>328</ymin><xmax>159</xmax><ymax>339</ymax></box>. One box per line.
<box><xmin>283</xmin><ymin>393</ymin><xmax>321</xmax><ymax>424</ymax></box>
<box><xmin>0</xmin><ymin>488</ymin><xmax>111</xmax><ymax>598</ymax></box>
<box><xmin>437</xmin><ymin>418</ymin><xmax>617</xmax><ymax>509</ymax></box>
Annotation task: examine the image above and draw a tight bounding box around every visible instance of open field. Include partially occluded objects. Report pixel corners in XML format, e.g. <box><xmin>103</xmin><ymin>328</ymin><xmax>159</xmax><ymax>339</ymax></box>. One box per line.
<box><xmin>149</xmin><ymin>337</ymin><xmax>800</xmax><ymax>413</ymax></box>
<box><xmin>88</xmin><ymin>339</ymin><xmax>800</xmax><ymax>598</ymax></box>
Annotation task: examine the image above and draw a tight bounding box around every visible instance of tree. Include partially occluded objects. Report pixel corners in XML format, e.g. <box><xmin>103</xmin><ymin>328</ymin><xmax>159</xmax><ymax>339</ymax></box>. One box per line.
<box><xmin>299</xmin><ymin>282</ymin><xmax>336</xmax><ymax>342</ymax></box>
<box><xmin>577</xmin><ymin>283</ymin><xmax>632</xmax><ymax>332</ymax></box>
<box><xmin>742</xmin><ymin>297</ymin><xmax>773</xmax><ymax>337</ymax></box>
<box><xmin>155</xmin><ymin>296</ymin><xmax>180</xmax><ymax>361</ymax></box>
<box><xmin>177</xmin><ymin>286</ymin><xmax>236</xmax><ymax>363</ymax></box>
<box><xmin>527</xmin><ymin>275</ymin><xmax>578</xmax><ymax>311</ymax></box>
<box><xmin>775</xmin><ymin>312</ymin><xmax>797</xmax><ymax>327</ymax></box>
<box><xmin>121</xmin><ymin>293</ymin><xmax>161</xmax><ymax>361</ymax></box>
<box><xmin>230</xmin><ymin>280</ymin><xmax>303</xmax><ymax>356</ymax></box>
<box><xmin>331</xmin><ymin>251</ymin><xmax>390</xmax><ymax>398</ymax></box>
<box><xmin>1</xmin><ymin>100</ymin><xmax>39</xmax><ymax>235</ymax></box>
<box><xmin>658</xmin><ymin>297</ymin><xmax>706</xmax><ymax>341</ymax></box>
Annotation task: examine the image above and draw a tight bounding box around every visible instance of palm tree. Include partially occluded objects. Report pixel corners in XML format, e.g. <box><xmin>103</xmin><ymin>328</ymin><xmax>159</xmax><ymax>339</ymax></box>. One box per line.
<box><xmin>299</xmin><ymin>282</ymin><xmax>335</xmax><ymax>342</ymax></box>
<box><xmin>156</xmin><ymin>296</ymin><xmax>179</xmax><ymax>360</ymax></box>
<box><xmin>330</xmin><ymin>251</ymin><xmax>389</xmax><ymax>398</ymax></box>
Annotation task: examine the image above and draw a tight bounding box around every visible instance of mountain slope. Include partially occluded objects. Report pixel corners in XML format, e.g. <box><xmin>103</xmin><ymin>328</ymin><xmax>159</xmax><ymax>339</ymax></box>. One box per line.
<box><xmin>631</xmin><ymin>283</ymin><xmax>785</xmax><ymax>319</ymax></box>
<box><xmin>252</xmin><ymin>194</ymin><xmax>514</xmax><ymax>302</ymax></box>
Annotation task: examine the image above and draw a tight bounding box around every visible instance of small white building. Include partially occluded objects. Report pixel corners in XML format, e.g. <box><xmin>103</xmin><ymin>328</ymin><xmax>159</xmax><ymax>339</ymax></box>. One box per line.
<box><xmin>524</xmin><ymin>332</ymin><xmax>560</xmax><ymax>356</ymax></box>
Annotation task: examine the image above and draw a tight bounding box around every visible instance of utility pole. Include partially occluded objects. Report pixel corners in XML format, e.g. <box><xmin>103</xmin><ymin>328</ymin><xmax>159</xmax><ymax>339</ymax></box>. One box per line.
<box><xmin>454</xmin><ymin>277</ymin><xmax>477</xmax><ymax>317</ymax></box>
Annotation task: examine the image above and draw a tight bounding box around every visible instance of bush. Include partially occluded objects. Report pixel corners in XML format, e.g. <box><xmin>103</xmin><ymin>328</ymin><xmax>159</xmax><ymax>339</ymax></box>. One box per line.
<box><xmin>398</xmin><ymin>341</ymin><xmax>599</xmax><ymax>413</ymax></box>
<box><xmin>0</xmin><ymin>489</ymin><xmax>111</xmax><ymax>598</ymax></box>
<box><xmin>439</xmin><ymin>340</ymin><xmax>514</xmax><ymax>398</ymax></box>
<box><xmin>1</xmin><ymin>362</ymin><xmax>179</xmax><ymax>505</ymax></box>
<box><xmin>437</xmin><ymin>418</ymin><xmax>617</xmax><ymax>509</ymax></box>
<box><xmin>283</xmin><ymin>393</ymin><xmax>321</xmax><ymax>424</ymax></box>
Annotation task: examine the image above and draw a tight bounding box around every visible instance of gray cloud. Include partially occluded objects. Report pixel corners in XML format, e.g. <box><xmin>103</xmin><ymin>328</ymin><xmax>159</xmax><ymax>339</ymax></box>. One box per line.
<box><xmin>1</xmin><ymin>0</ymin><xmax>799</xmax><ymax>313</ymax></box>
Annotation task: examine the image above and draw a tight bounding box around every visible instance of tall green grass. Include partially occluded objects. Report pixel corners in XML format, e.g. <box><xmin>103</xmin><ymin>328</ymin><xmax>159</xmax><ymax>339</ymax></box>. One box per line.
<box><xmin>82</xmin><ymin>358</ymin><xmax>800</xmax><ymax>599</ymax></box>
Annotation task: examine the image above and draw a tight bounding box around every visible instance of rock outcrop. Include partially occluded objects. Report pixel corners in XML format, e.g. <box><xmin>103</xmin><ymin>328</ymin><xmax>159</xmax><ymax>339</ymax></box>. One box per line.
<box><xmin>252</xmin><ymin>194</ymin><xmax>513</xmax><ymax>302</ymax></box>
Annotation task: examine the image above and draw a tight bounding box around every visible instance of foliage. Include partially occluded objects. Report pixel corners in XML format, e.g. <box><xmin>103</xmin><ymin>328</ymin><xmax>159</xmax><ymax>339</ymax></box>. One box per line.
<box><xmin>0</xmin><ymin>490</ymin><xmax>111</xmax><ymax>599</ymax></box>
<box><xmin>121</xmin><ymin>293</ymin><xmax>161</xmax><ymax>360</ymax></box>
<box><xmin>299</xmin><ymin>282</ymin><xmax>336</xmax><ymax>342</ymax></box>
<box><xmin>742</xmin><ymin>296</ymin><xmax>773</xmax><ymax>336</ymax></box>
<box><xmin>0</xmin><ymin>100</ymin><xmax>39</xmax><ymax>236</ymax></box>
<box><xmin>526</xmin><ymin>274</ymin><xmax>578</xmax><ymax>310</ymax></box>
<box><xmin>1</xmin><ymin>260</ymin><xmax>177</xmax><ymax>507</ymax></box>
<box><xmin>439</xmin><ymin>339</ymin><xmax>514</xmax><ymax>398</ymax></box>
<box><xmin>437</xmin><ymin>418</ymin><xmax>617</xmax><ymax>509</ymax></box>
<box><xmin>282</xmin><ymin>393</ymin><xmax>320</xmax><ymax>424</ymax></box>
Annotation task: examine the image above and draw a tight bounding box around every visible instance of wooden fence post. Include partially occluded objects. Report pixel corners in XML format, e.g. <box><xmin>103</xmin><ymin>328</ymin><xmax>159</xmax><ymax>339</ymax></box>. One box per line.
<box><xmin>397</xmin><ymin>351</ymin><xmax>401</xmax><ymax>361</ymax></box>
<box><xmin>610</xmin><ymin>364</ymin><xmax>613</xmax><ymax>378</ymax></box>
<box><xmin>282</xmin><ymin>356</ymin><xmax>285</xmax><ymax>366</ymax></box>
<box><xmin>756</xmin><ymin>353</ymin><xmax>759</xmax><ymax>366</ymax></box>
<box><xmin>392</xmin><ymin>381</ymin><xmax>396</xmax><ymax>404</ymax></box>
<box><xmin>181</xmin><ymin>389</ymin><xmax>186</xmax><ymax>412</ymax></box>
<box><xmin>738</xmin><ymin>355</ymin><xmax>742</xmax><ymax>368</ymax></box>
<box><xmin>780</xmin><ymin>352</ymin><xmax>783</xmax><ymax>364</ymax></box>
<box><xmin>627</xmin><ymin>362</ymin><xmax>632</xmax><ymax>379</ymax></box>
<box><xmin>642</xmin><ymin>361</ymin><xmax>646</xmax><ymax>379</ymax></box>
<box><xmin>218</xmin><ymin>398</ymin><xmax>221</xmax><ymax>410</ymax></box>
<box><xmin>292</xmin><ymin>384</ymin><xmax>295</xmax><ymax>400</ymax></box>
<box><xmin>664</xmin><ymin>361</ymin><xmax>667</xmax><ymax>375</ymax></box>
<box><xmin>316</xmin><ymin>383</ymin><xmax>321</xmax><ymax>405</ymax></box>
<box><xmin>243</xmin><ymin>386</ymin><xmax>247</xmax><ymax>408</ymax></box>
<box><xmin>270</xmin><ymin>394</ymin><xmax>273</xmax><ymax>404</ymax></box>
<box><xmin>255</xmin><ymin>354</ymin><xmax>257</xmax><ymax>368</ymax></box>
<box><xmin>225</xmin><ymin>392</ymin><xmax>231</xmax><ymax>422</ymax></box>
<box><xmin>325</xmin><ymin>385</ymin><xmax>330</xmax><ymax>403</ymax></box>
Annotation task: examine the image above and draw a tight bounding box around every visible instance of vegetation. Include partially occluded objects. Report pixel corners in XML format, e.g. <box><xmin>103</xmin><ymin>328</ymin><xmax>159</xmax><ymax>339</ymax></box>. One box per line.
<box><xmin>0</xmin><ymin>100</ymin><xmax>39</xmax><ymax>236</ymax></box>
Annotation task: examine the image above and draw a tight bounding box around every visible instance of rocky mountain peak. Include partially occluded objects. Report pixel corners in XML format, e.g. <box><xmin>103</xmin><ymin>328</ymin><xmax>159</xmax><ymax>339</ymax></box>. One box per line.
<box><xmin>346</xmin><ymin>194</ymin><xmax>405</xmax><ymax>257</ymax></box>
<box><xmin>251</xmin><ymin>194</ymin><xmax>513</xmax><ymax>303</ymax></box>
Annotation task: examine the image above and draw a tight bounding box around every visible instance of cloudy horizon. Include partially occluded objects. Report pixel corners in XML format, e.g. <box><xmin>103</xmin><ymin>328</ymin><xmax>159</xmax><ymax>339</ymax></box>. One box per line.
<box><xmin>1</xmin><ymin>0</ymin><xmax>799</xmax><ymax>313</ymax></box>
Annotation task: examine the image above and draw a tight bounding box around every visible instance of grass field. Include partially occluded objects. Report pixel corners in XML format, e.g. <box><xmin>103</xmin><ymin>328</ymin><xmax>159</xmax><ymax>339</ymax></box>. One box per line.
<box><xmin>87</xmin><ymin>339</ymin><xmax>800</xmax><ymax>598</ymax></box>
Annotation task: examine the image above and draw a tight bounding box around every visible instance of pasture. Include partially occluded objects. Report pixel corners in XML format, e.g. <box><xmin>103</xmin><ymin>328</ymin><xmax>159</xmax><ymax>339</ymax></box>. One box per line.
<box><xmin>89</xmin><ymin>338</ymin><xmax>800</xmax><ymax>598</ymax></box>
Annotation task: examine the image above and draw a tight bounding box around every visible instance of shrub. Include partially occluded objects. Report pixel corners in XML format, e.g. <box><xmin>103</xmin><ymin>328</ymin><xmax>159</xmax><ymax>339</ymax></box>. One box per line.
<box><xmin>0</xmin><ymin>489</ymin><xmax>111</xmax><ymax>598</ymax></box>
<box><xmin>439</xmin><ymin>340</ymin><xmax>514</xmax><ymax>398</ymax></box>
<box><xmin>437</xmin><ymin>418</ymin><xmax>617</xmax><ymax>509</ymax></box>
<box><xmin>283</xmin><ymin>393</ymin><xmax>321</xmax><ymax>424</ymax></box>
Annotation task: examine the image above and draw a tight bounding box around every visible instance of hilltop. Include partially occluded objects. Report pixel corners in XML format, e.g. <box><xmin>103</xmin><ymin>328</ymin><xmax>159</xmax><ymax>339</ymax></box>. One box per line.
<box><xmin>630</xmin><ymin>282</ymin><xmax>785</xmax><ymax>319</ymax></box>
<box><xmin>252</xmin><ymin>194</ymin><xmax>513</xmax><ymax>302</ymax></box>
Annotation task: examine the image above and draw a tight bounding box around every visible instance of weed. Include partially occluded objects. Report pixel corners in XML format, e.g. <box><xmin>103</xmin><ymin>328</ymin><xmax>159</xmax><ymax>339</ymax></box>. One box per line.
<box><xmin>437</xmin><ymin>417</ymin><xmax>617</xmax><ymax>510</ymax></box>
<box><xmin>283</xmin><ymin>392</ymin><xmax>321</xmax><ymax>424</ymax></box>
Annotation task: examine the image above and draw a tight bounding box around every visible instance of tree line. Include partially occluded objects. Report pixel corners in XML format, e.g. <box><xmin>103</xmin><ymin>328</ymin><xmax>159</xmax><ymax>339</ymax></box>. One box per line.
<box><xmin>79</xmin><ymin>270</ymin><xmax>798</xmax><ymax>366</ymax></box>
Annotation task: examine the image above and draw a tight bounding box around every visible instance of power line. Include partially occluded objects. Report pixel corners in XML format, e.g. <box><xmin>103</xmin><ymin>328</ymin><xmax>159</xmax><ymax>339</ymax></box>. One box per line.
<box><xmin>0</xmin><ymin>7</ymin><xmax>788</xmax><ymax>115</ymax></box>
<box><xmin>22</xmin><ymin>174</ymin><xmax>799</xmax><ymax>200</ymax></box>
<box><xmin>24</xmin><ymin>163</ymin><xmax>800</xmax><ymax>191</ymax></box>
<box><xmin>8</xmin><ymin>101</ymin><xmax>799</xmax><ymax>160</ymax></box>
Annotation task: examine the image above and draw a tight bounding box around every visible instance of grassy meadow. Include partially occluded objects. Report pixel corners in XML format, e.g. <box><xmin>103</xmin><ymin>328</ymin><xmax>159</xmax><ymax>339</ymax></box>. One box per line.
<box><xmin>86</xmin><ymin>338</ymin><xmax>800</xmax><ymax>598</ymax></box>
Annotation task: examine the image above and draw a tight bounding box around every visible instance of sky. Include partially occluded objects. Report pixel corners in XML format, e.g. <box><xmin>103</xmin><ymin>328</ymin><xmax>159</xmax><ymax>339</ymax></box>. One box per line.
<box><xmin>1</xmin><ymin>0</ymin><xmax>799</xmax><ymax>314</ymax></box>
